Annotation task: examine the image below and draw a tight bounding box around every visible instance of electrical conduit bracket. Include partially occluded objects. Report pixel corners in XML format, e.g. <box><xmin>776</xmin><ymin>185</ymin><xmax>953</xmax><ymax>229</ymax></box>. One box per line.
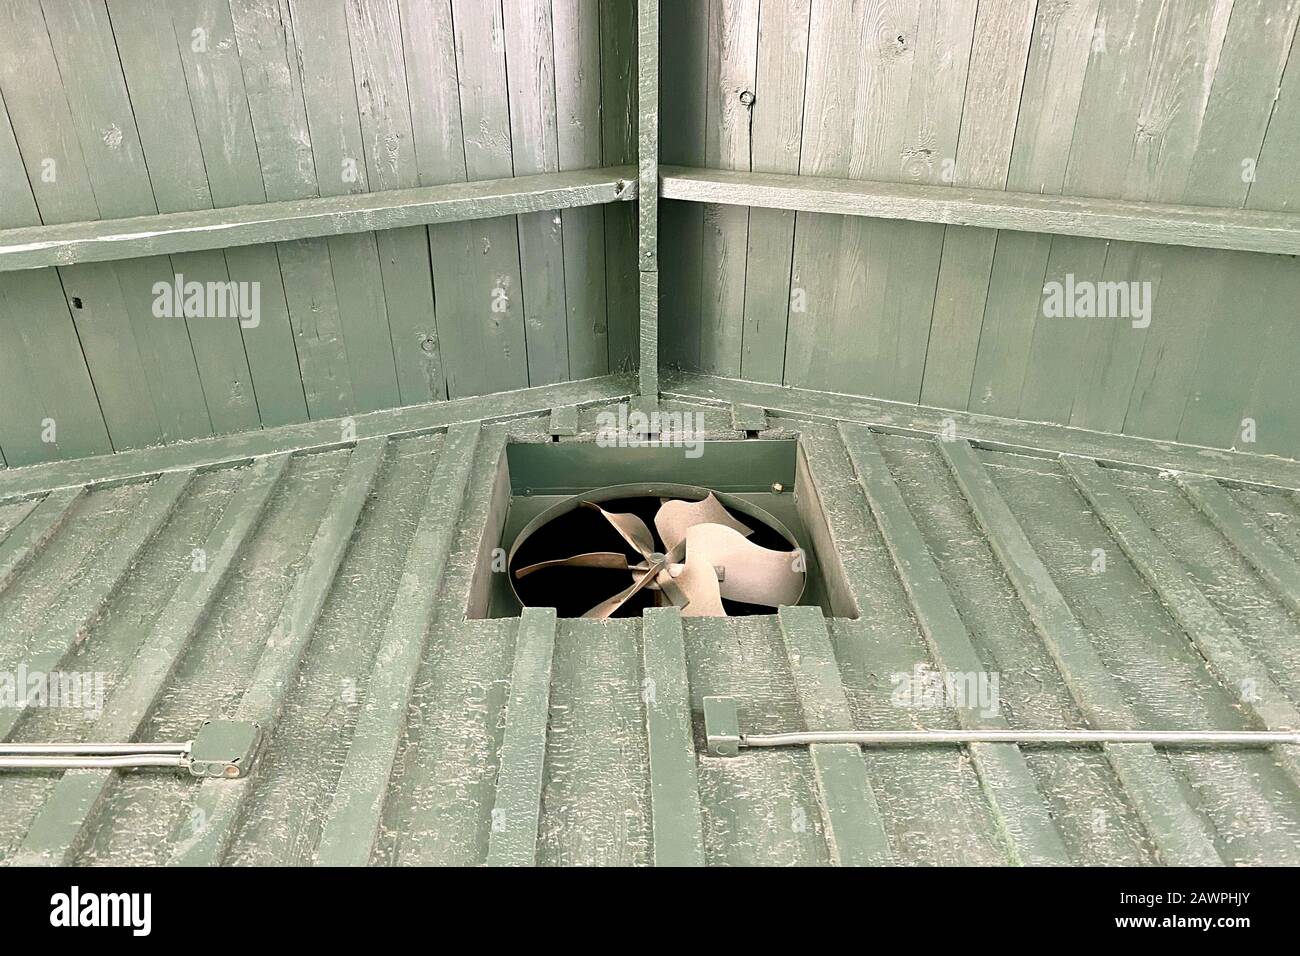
<box><xmin>704</xmin><ymin>696</ymin><xmax>741</xmax><ymax>757</ymax></box>
<box><xmin>186</xmin><ymin>719</ymin><xmax>263</xmax><ymax>779</ymax></box>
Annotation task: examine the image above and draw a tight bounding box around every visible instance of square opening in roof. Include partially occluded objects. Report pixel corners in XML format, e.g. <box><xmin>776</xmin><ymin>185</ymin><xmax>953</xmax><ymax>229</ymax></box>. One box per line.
<box><xmin>465</xmin><ymin>437</ymin><xmax>857</xmax><ymax>619</ymax></box>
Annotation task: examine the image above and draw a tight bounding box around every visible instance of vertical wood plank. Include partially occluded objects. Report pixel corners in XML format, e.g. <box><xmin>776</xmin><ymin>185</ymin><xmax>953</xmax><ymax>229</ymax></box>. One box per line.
<box><xmin>486</xmin><ymin>606</ymin><xmax>558</xmax><ymax>867</ymax></box>
<box><xmin>1173</xmin><ymin>3</ymin><xmax>1300</xmax><ymax>452</ymax></box>
<box><xmin>0</xmin><ymin>77</ymin><xmax>108</xmax><ymax>467</ymax></box>
<box><xmin>968</xmin><ymin>0</ymin><xmax>1097</xmax><ymax>417</ymax></box>
<box><xmin>112</xmin><ymin>1</ymin><xmax>257</xmax><ymax>436</ymax></box>
<box><xmin>230</xmin><ymin>0</ymin><xmax>355</xmax><ymax>420</ymax></box>
<box><xmin>505</xmin><ymin>0</ymin><xmax>571</xmax><ymax>386</ymax></box>
<box><xmin>781</xmin><ymin>0</ymin><xmax>857</xmax><ymax>392</ymax></box>
<box><xmin>0</xmin><ymin>270</ymin><xmax>113</xmax><ymax>463</ymax></box>
<box><xmin>637</xmin><ymin>0</ymin><xmax>660</xmax><ymax>400</ymax></box>
<box><xmin>315</xmin><ymin>423</ymin><xmax>480</xmax><ymax>866</ymax></box>
<box><xmin>918</xmin><ymin>0</ymin><xmax>1036</xmax><ymax>411</ymax></box>
<box><xmin>777</xmin><ymin>605</ymin><xmax>892</xmax><ymax>866</ymax></box>
<box><xmin>168</xmin><ymin>0</ymin><xmax>311</xmax><ymax>428</ymax></box>
<box><xmin>696</xmin><ymin>0</ymin><xmax>755</xmax><ymax>379</ymax></box>
<box><xmin>422</xmin><ymin>0</ymin><xmax>528</xmax><ymax>397</ymax></box>
<box><xmin>738</xmin><ymin>0</ymin><xmax>809</xmax><ymax>385</ymax></box>
<box><xmin>641</xmin><ymin>608</ymin><xmax>704</xmax><ymax>866</ymax></box>
<box><xmin>290</xmin><ymin>0</ymin><xmax>401</xmax><ymax>413</ymax></box>
<box><xmin>553</xmin><ymin>0</ymin><xmax>610</xmax><ymax>380</ymax></box>
<box><xmin>601</xmin><ymin>0</ymin><xmax>640</xmax><ymax>374</ymax></box>
<box><xmin>1243</xmin><ymin>19</ymin><xmax>1300</xmax><ymax>459</ymax></box>
<box><xmin>347</xmin><ymin>0</ymin><xmax>445</xmax><ymax>406</ymax></box>
<box><xmin>832</xmin><ymin>1</ymin><xmax>921</xmax><ymax>400</ymax></box>
<box><xmin>656</xmin><ymin>0</ymin><xmax>706</xmax><ymax>371</ymax></box>
<box><xmin>44</xmin><ymin>0</ymin><xmax>262</xmax><ymax>438</ymax></box>
<box><xmin>0</xmin><ymin>1</ymin><xmax>164</xmax><ymax>451</ymax></box>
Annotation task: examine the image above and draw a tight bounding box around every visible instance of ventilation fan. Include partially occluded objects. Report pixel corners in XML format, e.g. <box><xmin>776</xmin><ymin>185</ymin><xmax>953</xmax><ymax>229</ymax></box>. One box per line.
<box><xmin>508</xmin><ymin>483</ymin><xmax>805</xmax><ymax>618</ymax></box>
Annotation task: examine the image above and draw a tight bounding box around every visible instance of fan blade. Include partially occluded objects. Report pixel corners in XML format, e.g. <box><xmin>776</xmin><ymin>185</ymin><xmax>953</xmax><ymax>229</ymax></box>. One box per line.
<box><xmin>686</xmin><ymin>523</ymin><xmax>804</xmax><ymax>607</ymax></box>
<box><xmin>671</xmin><ymin>553</ymin><xmax>727</xmax><ymax>617</ymax></box>
<box><xmin>655</xmin><ymin>568</ymin><xmax>691</xmax><ymax>607</ymax></box>
<box><xmin>514</xmin><ymin>552</ymin><xmax>630</xmax><ymax>579</ymax></box>
<box><xmin>582</xmin><ymin>542</ymin><xmax>684</xmax><ymax>619</ymax></box>
<box><xmin>583</xmin><ymin>502</ymin><xmax>656</xmax><ymax>560</ymax></box>
<box><xmin>654</xmin><ymin>492</ymin><xmax>752</xmax><ymax>551</ymax></box>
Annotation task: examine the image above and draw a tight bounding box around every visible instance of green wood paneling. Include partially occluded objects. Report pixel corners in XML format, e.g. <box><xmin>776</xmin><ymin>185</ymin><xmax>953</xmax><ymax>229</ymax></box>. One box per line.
<box><xmin>600</xmin><ymin>0</ymin><xmax>640</xmax><ymax>374</ymax></box>
<box><xmin>659</xmin><ymin>0</ymin><xmax>1300</xmax><ymax>461</ymax></box>
<box><xmin>0</xmin><ymin>0</ymin><xmax>632</xmax><ymax>465</ymax></box>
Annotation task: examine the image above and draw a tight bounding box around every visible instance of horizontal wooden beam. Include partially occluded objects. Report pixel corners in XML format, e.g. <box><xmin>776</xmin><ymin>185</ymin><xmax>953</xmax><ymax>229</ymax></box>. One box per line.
<box><xmin>0</xmin><ymin>373</ymin><xmax>634</xmax><ymax>503</ymax></box>
<box><xmin>662</xmin><ymin>371</ymin><xmax>1300</xmax><ymax>492</ymax></box>
<box><xmin>0</xmin><ymin>167</ymin><xmax>637</xmax><ymax>272</ymax></box>
<box><xmin>660</xmin><ymin>166</ymin><xmax>1300</xmax><ymax>257</ymax></box>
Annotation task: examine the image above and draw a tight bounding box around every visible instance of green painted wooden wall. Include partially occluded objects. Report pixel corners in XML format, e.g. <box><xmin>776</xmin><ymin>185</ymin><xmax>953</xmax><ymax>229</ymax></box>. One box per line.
<box><xmin>4</xmin><ymin>0</ymin><xmax>1300</xmax><ymax>469</ymax></box>
<box><xmin>659</xmin><ymin>0</ymin><xmax>1300</xmax><ymax>460</ymax></box>
<box><xmin>0</xmin><ymin>0</ymin><xmax>637</xmax><ymax>467</ymax></box>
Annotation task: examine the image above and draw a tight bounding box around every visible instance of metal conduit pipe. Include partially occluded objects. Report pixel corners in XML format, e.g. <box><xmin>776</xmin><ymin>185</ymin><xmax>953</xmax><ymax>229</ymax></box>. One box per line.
<box><xmin>737</xmin><ymin>729</ymin><xmax>1300</xmax><ymax>748</ymax></box>
<box><xmin>0</xmin><ymin>754</ymin><xmax>189</xmax><ymax>770</ymax></box>
<box><xmin>0</xmin><ymin>742</ymin><xmax>190</xmax><ymax>755</ymax></box>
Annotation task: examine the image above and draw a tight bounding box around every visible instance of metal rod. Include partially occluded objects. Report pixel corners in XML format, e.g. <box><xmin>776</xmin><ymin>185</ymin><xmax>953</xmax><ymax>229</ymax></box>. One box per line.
<box><xmin>738</xmin><ymin>730</ymin><xmax>1300</xmax><ymax>748</ymax></box>
<box><xmin>0</xmin><ymin>742</ymin><xmax>190</xmax><ymax>756</ymax></box>
<box><xmin>0</xmin><ymin>755</ymin><xmax>188</xmax><ymax>770</ymax></box>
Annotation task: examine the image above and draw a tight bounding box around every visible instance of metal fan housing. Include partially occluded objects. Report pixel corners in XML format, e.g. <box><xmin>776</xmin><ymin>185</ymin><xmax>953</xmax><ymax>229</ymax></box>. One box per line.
<box><xmin>507</xmin><ymin>482</ymin><xmax>806</xmax><ymax>615</ymax></box>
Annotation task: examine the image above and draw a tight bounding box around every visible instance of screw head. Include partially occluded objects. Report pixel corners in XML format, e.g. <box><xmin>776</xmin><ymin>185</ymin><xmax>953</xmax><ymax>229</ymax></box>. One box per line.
<box><xmin>771</xmin><ymin>482</ymin><xmax>784</xmax><ymax>494</ymax></box>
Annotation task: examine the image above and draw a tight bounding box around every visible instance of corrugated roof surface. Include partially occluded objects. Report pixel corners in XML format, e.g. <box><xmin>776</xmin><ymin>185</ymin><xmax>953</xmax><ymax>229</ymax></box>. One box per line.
<box><xmin>1</xmin><ymin>392</ymin><xmax>1299</xmax><ymax>865</ymax></box>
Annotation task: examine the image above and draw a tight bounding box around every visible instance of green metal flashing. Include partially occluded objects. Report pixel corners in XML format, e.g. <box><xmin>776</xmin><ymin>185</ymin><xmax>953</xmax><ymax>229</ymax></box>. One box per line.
<box><xmin>0</xmin><ymin>471</ymin><xmax>191</xmax><ymax>742</ymax></box>
<box><xmin>0</xmin><ymin>486</ymin><xmax>83</xmax><ymax>595</ymax></box>
<box><xmin>0</xmin><ymin>396</ymin><xmax>1295</xmax><ymax>865</ymax></box>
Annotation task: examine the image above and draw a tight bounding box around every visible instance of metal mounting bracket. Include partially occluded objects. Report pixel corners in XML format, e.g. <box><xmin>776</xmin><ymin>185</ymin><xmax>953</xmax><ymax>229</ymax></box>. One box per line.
<box><xmin>0</xmin><ymin>719</ymin><xmax>263</xmax><ymax>776</ymax></box>
<box><xmin>186</xmin><ymin>719</ymin><xmax>262</xmax><ymax>779</ymax></box>
<box><xmin>703</xmin><ymin>696</ymin><xmax>741</xmax><ymax>756</ymax></box>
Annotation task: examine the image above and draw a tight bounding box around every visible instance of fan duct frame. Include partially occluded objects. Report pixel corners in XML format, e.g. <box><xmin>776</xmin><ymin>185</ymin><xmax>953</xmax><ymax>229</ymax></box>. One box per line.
<box><xmin>469</xmin><ymin>436</ymin><xmax>855</xmax><ymax>620</ymax></box>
